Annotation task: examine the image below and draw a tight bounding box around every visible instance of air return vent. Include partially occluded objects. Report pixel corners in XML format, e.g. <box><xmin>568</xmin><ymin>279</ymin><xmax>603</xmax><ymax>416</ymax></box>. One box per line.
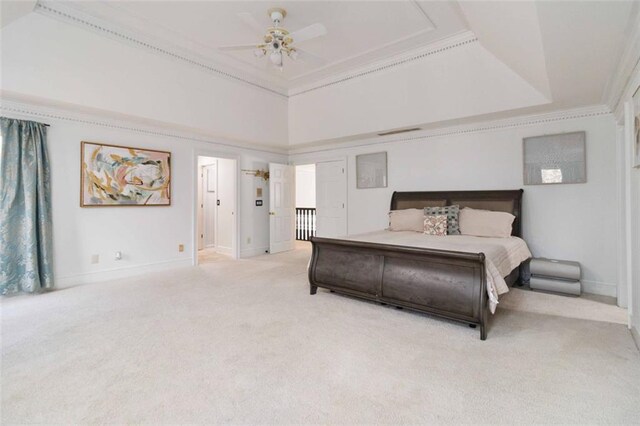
<box><xmin>377</xmin><ymin>127</ymin><xmax>422</xmax><ymax>136</ymax></box>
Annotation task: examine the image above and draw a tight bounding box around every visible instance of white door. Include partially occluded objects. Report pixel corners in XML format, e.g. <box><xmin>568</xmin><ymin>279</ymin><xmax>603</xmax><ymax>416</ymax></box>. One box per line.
<box><xmin>203</xmin><ymin>163</ymin><xmax>217</xmax><ymax>248</ymax></box>
<box><xmin>316</xmin><ymin>159</ymin><xmax>347</xmax><ymax>238</ymax></box>
<box><xmin>269</xmin><ymin>163</ymin><xmax>295</xmax><ymax>254</ymax></box>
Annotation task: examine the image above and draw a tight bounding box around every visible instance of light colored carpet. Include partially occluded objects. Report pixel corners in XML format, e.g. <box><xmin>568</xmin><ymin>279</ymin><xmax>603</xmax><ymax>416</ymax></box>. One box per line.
<box><xmin>198</xmin><ymin>248</ymin><xmax>229</xmax><ymax>264</ymax></box>
<box><xmin>2</xmin><ymin>244</ymin><xmax>639</xmax><ymax>424</ymax></box>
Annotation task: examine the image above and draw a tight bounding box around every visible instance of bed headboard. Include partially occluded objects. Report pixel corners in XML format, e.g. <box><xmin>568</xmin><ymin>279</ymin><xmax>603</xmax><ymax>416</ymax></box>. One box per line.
<box><xmin>390</xmin><ymin>189</ymin><xmax>524</xmax><ymax>237</ymax></box>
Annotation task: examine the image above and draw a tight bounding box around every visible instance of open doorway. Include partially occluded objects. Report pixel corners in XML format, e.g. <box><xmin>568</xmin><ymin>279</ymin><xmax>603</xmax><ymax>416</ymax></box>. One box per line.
<box><xmin>197</xmin><ymin>156</ymin><xmax>237</xmax><ymax>265</ymax></box>
<box><xmin>295</xmin><ymin>164</ymin><xmax>316</xmax><ymax>245</ymax></box>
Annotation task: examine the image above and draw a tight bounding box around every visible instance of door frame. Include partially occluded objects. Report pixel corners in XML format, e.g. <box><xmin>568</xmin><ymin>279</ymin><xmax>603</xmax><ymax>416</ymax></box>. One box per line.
<box><xmin>202</xmin><ymin>163</ymin><xmax>217</xmax><ymax>249</ymax></box>
<box><xmin>293</xmin><ymin>156</ymin><xmax>348</xmax><ymax>236</ymax></box>
<box><xmin>193</xmin><ymin>150</ymin><xmax>240</xmax><ymax>264</ymax></box>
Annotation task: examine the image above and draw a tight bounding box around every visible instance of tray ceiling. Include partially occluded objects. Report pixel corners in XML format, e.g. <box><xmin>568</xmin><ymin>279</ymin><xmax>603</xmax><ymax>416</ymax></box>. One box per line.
<box><xmin>52</xmin><ymin>1</ymin><xmax>468</xmax><ymax>89</ymax></box>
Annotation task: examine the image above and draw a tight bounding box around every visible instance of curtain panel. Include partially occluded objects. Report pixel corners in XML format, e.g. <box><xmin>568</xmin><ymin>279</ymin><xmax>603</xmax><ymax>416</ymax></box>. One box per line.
<box><xmin>0</xmin><ymin>117</ymin><xmax>54</xmax><ymax>294</ymax></box>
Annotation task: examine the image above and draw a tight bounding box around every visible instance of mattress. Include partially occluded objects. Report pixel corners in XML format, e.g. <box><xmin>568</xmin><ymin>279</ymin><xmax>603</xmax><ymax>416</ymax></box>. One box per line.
<box><xmin>342</xmin><ymin>230</ymin><xmax>533</xmax><ymax>313</ymax></box>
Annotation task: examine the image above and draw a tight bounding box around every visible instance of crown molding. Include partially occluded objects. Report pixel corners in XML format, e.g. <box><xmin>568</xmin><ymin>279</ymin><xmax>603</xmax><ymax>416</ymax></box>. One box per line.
<box><xmin>0</xmin><ymin>97</ymin><xmax>289</xmax><ymax>157</ymax></box>
<box><xmin>288</xmin><ymin>105</ymin><xmax>612</xmax><ymax>155</ymax></box>
<box><xmin>32</xmin><ymin>1</ymin><xmax>475</xmax><ymax>100</ymax></box>
<box><xmin>603</xmin><ymin>2</ymin><xmax>640</xmax><ymax>121</ymax></box>
<box><xmin>34</xmin><ymin>1</ymin><xmax>289</xmax><ymax>98</ymax></box>
<box><xmin>288</xmin><ymin>32</ymin><xmax>478</xmax><ymax>97</ymax></box>
<box><xmin>0</xmin><ymin>97</ymin><xmax>613</xmax><ymax>158</ymax></box>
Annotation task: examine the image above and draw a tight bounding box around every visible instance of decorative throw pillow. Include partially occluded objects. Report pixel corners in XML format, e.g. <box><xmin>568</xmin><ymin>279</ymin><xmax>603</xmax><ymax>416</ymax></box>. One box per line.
<box><xmin>424</xmin><ymin>215</ymin><xmax>448</xmax><ymax>236</ymax></box>
<box><xmin>424</xmin><ymin>205</ymin><xmax>460</xmax><ymax>235</ymax></box>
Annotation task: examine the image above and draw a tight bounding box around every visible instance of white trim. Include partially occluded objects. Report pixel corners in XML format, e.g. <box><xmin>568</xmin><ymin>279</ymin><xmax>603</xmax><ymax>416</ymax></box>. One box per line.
<box><xmin>34</xmin><ymin>0</ymin><xmax>288</xmax><ymax>98</ymax></box>
<box><xmin>0</xmin><ymin>97</ymin><xmax>288</xmax><ymax>156</ymax></box>
<box><xmin>631</xmin><ymin>325</ymin><xmax>640</xmax><ymax>351</ymax></box>
<box><xmin>241</xmin><ymin>246</ymin><xmax>270</xmax><ymax>258</ymax></box>
<box><xmin>193</xmin><ymin>151</ymin><xmax>240</xmax><ymax>265</ymax></box>
<box><xmin>582</xmin><ymin>280</ymin><xmax>618</xmax><ymax>298</ymax></box>
<box><xmin>624</xmin><ymin>101</ymin><xmax>635</xmax><ymax>326</ymax></box>
<box><xmin>616</xmin><ymin>124</ymin><xmax>628</xmax><ymax>308</ymax></box>
<box><xmin>289</xmin><ymin>105</ymin><xmax>612</xmax><ymax>155</ymax></box>
<box><xmin>215</xmin><ymin>246</ymin><xmax>233</xmax><ymax>257</ymax></box>
<box><xmin>603</xmin><ymin>2</ymin><xmax>640</xmax><ymax>118</ymax></box>
<box><xmin>33</xmin><ymin>0</ymin><xmax>475</xmax><ymax>99</ymax></box>
<box><xmin>56</xmin><ymin>258</ymin><xmax>192</xmax><ymax>288</ymax></box>
<box><xmin>288</xmin><ymin>33</ymin><xmax>478</xmax><ymax>96</ymax></box>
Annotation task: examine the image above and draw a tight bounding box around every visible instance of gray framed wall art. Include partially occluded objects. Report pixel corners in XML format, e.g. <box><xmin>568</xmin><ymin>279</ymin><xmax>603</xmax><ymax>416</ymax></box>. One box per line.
<box><xmin>523</xmin><ymin>131</ymin><xmax>586</xmax><ymax>185</ymax></box>
<box><xmin>356</xmin><ymin>152</ymin><xmax>387</xmax><ymax>189</ymax></box>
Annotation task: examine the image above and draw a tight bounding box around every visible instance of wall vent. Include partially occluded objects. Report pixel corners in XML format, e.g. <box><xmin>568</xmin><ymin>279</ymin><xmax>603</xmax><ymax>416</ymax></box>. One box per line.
<box><xmin>378</xmin><ymin>127</ymin><xmax>422</xmax><ymax>136</ymax></box>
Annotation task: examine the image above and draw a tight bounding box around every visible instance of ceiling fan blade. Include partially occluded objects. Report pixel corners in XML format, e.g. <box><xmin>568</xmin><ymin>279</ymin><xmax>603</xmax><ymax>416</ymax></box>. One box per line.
<box><xmin>237</xmin><ymin>12</ymin><xmax>265</xmax><ymax>35</ymax></box>
<box><xmin>218</xmin><ymin>44</ymin><xmax>260</xmax><ymax>51</ymax></box>
<box><xmin>294</xmin><ymin>48</ymin><xmax>327</xmax><ymax>67</ymax></box>
<box><xmin>288</xmin><ymin>23</ymin><xmax>327</xmax><ymax>44</ymax></box>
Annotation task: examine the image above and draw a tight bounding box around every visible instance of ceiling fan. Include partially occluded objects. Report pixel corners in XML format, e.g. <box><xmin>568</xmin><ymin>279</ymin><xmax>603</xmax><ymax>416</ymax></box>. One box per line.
<box><xmin>218</xmin><ymin>8</ymin><xmax>327</xmax><ymax>70</ymax></box>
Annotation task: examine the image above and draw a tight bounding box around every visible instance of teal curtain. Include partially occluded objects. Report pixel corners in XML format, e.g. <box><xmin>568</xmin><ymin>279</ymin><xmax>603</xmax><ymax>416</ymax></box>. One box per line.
<box><xmin>0</xmin><ymin>117</ymin><xmax>54</xmax><ymax>295</ymax></box>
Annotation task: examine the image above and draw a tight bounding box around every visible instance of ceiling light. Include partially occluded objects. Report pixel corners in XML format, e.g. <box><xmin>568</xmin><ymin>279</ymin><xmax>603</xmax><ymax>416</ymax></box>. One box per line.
<box><xmin>218</xmin><ymin>8</ymin><xmax>327</xmax><ymax>71</ymax></box>
<box><xmin>270</xmin><ymin>51</ymin><xmax>282</xmax><ymax>66</ymax></box>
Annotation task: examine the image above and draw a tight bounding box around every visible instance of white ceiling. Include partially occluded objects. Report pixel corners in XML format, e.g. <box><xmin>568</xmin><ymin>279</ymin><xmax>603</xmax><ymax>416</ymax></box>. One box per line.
<box><xmin>59</xmin><ymin>0</ymin><xmax>469</xmax><ymax>89</ymax></box>
<box><xmin>2</xmin><ymin>0</ymin><xmax>637</xmax><ymax>146</ymax></box>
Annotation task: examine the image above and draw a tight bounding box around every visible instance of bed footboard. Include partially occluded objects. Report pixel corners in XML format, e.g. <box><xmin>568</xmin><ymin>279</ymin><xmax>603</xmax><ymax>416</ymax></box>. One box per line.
<box><xmin>308</xmin><ymin>237</ymin><xmax>489</xmax><ymax>340</ymax></box>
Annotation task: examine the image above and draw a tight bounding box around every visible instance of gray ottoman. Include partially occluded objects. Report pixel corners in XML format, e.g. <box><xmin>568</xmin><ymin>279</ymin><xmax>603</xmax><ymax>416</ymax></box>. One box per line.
<box><xmin>529</xmin><ymin>258</ymin><xmax>581</xmax><ymax>296</ymax></box>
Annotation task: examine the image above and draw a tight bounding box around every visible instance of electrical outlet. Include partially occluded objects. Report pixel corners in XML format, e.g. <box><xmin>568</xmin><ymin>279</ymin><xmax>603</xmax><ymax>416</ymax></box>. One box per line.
<box><xmin>247</xmin><ymin>237</ymin><xmax>251</xmax><ymax>244</ymax></box>
<box><xmin>178</xmin><ymin>244</ymin><xmax>184</xmax><ymax>252</ymax></box>
<box><xmin>91</xmin><ymin>254</ymin><xmax>99</xmax><ymax>264</ymax></box>
<box><xmin>115</xmin><ymin>251</ymin><xmax>122</xmax><ymax>260</ymax></box>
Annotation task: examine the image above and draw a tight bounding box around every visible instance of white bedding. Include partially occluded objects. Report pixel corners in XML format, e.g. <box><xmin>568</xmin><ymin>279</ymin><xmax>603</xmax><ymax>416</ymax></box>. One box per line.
<box><xmin>342</xmin><ymin>230</ymin><xmax>532</xmax><ymax>313</ymax></box>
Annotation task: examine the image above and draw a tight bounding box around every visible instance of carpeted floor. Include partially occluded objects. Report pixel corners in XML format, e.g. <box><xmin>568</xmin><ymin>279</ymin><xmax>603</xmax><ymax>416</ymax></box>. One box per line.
<box><xmin>2</xmin><ymin>243</ymin><xmax>639</xmax><ymax>424</ymax></box>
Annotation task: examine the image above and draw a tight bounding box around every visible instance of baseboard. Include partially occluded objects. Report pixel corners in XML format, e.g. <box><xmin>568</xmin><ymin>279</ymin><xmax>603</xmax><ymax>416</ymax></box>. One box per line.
<box><xmin>581</xmin><ymin>280</ymin><xmax>617</xmax><ymax>298</ymax></box>
<box><xmin>215</xmin><ymin>246</ymin><xmax>233</xmax><ymax>256</ymax></box>
<box><xmin>56</xmin><ymin>258</ymin><xmax>192</xmax><ymax>288</ymax></box>
<box><xmin>241</xmin><ymin>246</ymin><xmax>270</xmax><ymax>258</ymax></box>
<box><xmin>631</xmin><ymin>326</ymin><xmax>640</xmax><ymax>352</ymax></box>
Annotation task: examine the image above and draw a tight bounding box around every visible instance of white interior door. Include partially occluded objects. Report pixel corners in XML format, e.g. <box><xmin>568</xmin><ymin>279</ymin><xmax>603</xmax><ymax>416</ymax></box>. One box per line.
<box><xmin>316</xmin><ymin>159</ymin><xmax>347</xmax><ymax>238</ymax></box>
<box><xmin>269</xmin><ymin>163</ymin><xmax>295</xmax><ymax>254</ymax></box>
<box><xmin>204</xmin><ymin>163</ymin><xmax>217</xmax><ymax>248</ymax></box>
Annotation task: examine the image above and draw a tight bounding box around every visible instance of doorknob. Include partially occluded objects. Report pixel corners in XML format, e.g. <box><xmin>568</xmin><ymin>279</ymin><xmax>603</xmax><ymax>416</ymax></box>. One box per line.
<box><xmin>269</xmin><ymin>212</ymin><xmax>276</xmax><ymax>216</ymax></box>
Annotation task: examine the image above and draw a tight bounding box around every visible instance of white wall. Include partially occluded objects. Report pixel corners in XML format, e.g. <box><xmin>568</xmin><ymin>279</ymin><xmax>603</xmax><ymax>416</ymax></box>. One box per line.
<box><xmin>1</xmin><ymin>13</ymin><xmax>288</xmax><ymax>148</ymax></box>
<box><xmin>295</xmin><ymin>164</ymin><xmax>316</xmax><ymax>208</ymax></box>
<box><xmin>0</xmin><ymin>110</ymin><xmax>286</xmax><ymax>286</ymax></box>
<box><xmin>288</xmin><ymin>41</ymin><xmax>549</xmax><ymax>145</ymax></box>
<box><xmin>291</xmin><ymin>113</ymin><xmax>619</xmax><ymax>297</ymax></box>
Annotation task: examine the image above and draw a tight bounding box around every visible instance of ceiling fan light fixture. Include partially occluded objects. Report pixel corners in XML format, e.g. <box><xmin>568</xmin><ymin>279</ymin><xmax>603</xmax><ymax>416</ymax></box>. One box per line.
<box><xmin>222</xmin><ymin>8</ymin><xmax>327</xmax><ymax>71</ymax></box>
<box><xmin>270</xmin><ymin>51</ymin><xmax>282</xmax><ymax>66</ymax></box>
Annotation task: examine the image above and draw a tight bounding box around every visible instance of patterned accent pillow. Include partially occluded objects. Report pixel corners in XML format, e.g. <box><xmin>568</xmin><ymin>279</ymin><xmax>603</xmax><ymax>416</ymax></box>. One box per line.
<box><xmin>424</xmin><ymin>205</ymin><xmax>460</xmax><ymax>235</ymax></box>
<box><xmin>424</xmin><ymin>215</ymin><xmax>448</xmax><ymax>236</ymax></box>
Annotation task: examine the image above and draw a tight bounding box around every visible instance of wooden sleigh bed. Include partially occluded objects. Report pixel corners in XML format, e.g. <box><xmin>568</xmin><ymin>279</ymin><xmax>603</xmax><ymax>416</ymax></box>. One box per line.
<box><xmin>308</xmin><ymin>190</ymin><xmax>525</xmax><ymax>340</ymax></box>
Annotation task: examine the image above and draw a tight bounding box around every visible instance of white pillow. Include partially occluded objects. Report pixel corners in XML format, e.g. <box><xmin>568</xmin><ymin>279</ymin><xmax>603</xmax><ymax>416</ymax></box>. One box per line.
<box><xmin>458</xmin><ymin>207</ymin><xmax>515</xmax><ymax>238</ymax></box>
<box><xmin>388</xmin><ymin>209</ymin><xmax>424</xmax><ymax>232</ymax></box>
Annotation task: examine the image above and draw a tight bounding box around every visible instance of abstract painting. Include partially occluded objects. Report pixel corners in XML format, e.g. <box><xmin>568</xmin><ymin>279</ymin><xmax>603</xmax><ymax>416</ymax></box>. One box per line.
<box><xmin>81</xmin><ymin>142</ymin><xmax>171</xmax><ymax>206</ymax></box>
